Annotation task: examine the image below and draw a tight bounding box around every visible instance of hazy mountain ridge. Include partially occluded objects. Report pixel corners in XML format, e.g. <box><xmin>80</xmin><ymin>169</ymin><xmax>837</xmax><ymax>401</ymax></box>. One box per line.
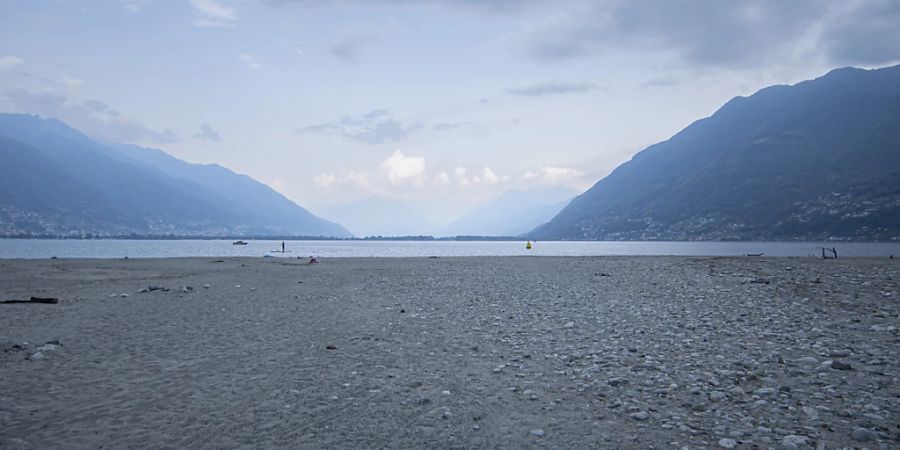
<box><xmin>441</xmin><ymin>188</ymin><xmax>574</xmax><ymax>237</ymax></box>
<box><xmin>532</xmin><ymin>65</ymin><xmax>900</xmax><ymax>241</ymax></box>
<box><xmin>0</xmin><ymin>114</ymin><xmax>351</xmax><ymax>237</ymax></box>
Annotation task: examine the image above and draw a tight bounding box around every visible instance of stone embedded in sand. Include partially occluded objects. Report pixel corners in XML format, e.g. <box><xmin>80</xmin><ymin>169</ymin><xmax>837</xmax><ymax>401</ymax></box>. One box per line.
<box><xmin>325</xmin><ymin>345</ymin><xmax>337</xmax><ymax>350</ymax></box>
<box><xmin>851</xmin><ymin>427</ymin><xmax>877</xmax><ymax>442</ymax></box>
<box><xmin>718</xmin><ymin>438</ymin><xmax>737</xmax><ymax>448</ymax></box>
<box><xmin>563</xmin><ymin>321</ymin><xmax>574</xmax><ymax>328</ymax></box>
<box><xmin>780</xmin><ymin>435</ymin><xmax>808</xmax><ymax>448</ymax></box>
<box><xmin>203</xmin><ymin>284</ymin><xmax>211</xmax><ymax>288</ymax></box>
<box><xmin>831</xmin><ymin>361</ymin><xmax>852</xmax><ymax>370</ymax></box>
<box><xmin>796</xmin><ymin>356</ymin><xmax>817</xmax><ymax>366</ymax></box>
<box><xmin>607</xmin><ymin>377</ymin><xmax>628</xmax><ymax>387</ymax></box>
<box><xmin>709</xmin><ymin>391</ymin><xmax>726</xmax><ymax>401</ymax></box>
<box><xmin>754</xmin><ymin>387</ymin><xmax>777</xmax><ymax>396</ymax></box>
<box><xmin>630</xmin><ymin>411</ymin><xmax>649</xmax><ymax>421</ymax></box>
<box><xmin>529</xmin><ymin>429</ymin><xmax>544</xmax><ymax>437</ymax></box>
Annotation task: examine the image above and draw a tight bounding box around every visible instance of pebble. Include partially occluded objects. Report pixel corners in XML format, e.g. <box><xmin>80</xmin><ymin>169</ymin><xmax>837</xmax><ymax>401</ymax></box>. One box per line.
<box><xmin>754</xmin><ymin>387</ymin><xmax>777</xmax><ymax>396</ymax></box>
<box><xmin>631</xmin><ymin>411</ymin><xmax>649</xmax><ymax>421</ymax></box>
<box><xmin>529</xmin><ymin>429</ymin><xmax>544</xmax><ymax>437</ymax></box>
<box><xmin>831</xmin><ymin>361</ymin><xmax>852</xmax><ymax>370</ymax></box>
<box><xmin>718</xmin><ymin>438</ymin><xmax>737</xmax><ymax>448</ymax></box>
<box><xmin>850</xmin><ymin>427</ymin><xmax>877</xmax><ymax>442</ymax></box>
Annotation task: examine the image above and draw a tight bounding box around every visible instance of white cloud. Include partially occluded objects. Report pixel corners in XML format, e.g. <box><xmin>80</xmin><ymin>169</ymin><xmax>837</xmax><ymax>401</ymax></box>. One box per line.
<box><xmin>0</xmin><ymin>56</ymin><xmax>23</xmax><ymax>71</ymax></box>
<box><xmin>61</xmin><ymin>76</ymin><xmax>84</xmax><ymax>88</ymax></box>
<box><xmin>381</xmin><ymin>150</ymin><xmax>426</xmax><ymax>185</ymax></box>
<box><xmin>541</xmin><ymin>166</ymin><xmax>582</xmax><ymax>183</ymax></box>
<box><xmin>313</xmin><ymin>173</ymin><xmax>337</xmax><ymax>188</ymax></box>
<box><xmin>239</xmin><ymin>54</ymin><xmax>263</xmax><ymax>70</ymax></box>
<box><xmin>433</xmin><ymin>171</ymin><xmax>450</xmax><ymax>186</ymax></box>
<box><xmin>454</xmin><ymin>167</ymin><xmax>467</xmax><ymax>178</ymax></box>
<box><xmin>123</xmin><ymin>0</ymin><xmax>147</xmax><ymax>12</ymax></box>
<box><xmin>190</xmin><ymin>0</ymin><xmax>237</xmax><ymax>27</ymax></box>
<box><xmin>482</xmin><ymin>167</ymin><xmax>501</xmax><ymax>184</ymax></box>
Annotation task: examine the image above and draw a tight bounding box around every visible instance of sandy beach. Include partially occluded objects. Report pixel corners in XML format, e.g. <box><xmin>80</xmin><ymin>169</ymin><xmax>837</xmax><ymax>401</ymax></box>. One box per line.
<box><xmin>1</xmin><ymin>256</ymin><xmax>897</xmax><ymax>449</ymax></box>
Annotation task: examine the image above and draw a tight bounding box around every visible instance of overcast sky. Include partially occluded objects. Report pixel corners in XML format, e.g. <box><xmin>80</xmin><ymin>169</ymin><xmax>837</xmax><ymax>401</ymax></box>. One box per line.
<box><xmin>2</xmin><ymin>0</ymin><xmax>899</xmax><ymax>229</ymax></box>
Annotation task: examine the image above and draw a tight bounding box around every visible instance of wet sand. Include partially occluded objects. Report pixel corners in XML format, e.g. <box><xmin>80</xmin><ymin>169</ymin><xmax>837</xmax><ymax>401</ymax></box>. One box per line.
<box><xmin>1</xmin><ymin>256</ymin><xmax>898</xmax><ymax>449</ymax></box>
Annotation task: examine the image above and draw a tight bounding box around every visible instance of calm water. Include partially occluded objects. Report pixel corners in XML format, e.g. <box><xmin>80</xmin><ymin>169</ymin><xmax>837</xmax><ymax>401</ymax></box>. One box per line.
<box><xmin>1</xmin><ymin>239</ymin><xmax>898</xmax><ymax>259</ymax></box>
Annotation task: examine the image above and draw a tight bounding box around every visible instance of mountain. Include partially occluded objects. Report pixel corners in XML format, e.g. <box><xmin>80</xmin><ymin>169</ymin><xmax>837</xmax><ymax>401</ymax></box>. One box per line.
<box><xmin>0</xmin><ymin>114</ymin><xmax>351</xmax><ymax>237</ymax></box>
<box><xmin>532</xmin><ymin>65</ymin><xmax>900</xmax><ymax>241</ymax></box>
<box><xmin>441</xmin><ymin>188</ymin><xmax>574</xmax><ymax>237</ymax></box>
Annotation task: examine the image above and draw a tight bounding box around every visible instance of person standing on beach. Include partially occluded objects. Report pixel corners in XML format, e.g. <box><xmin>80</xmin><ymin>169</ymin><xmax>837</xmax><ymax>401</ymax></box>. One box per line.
<box><xmin>282</xmin><ymin>241</ymin><xmax>285</xmax><ymax>253</ymax></box>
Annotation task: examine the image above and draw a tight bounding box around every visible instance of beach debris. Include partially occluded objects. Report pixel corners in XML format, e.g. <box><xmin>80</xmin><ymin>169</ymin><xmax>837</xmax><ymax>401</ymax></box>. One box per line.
<box><xmin>181</xmin><ymin>286</ymin><xmax>194</xmax><ymax>293</ymax></box>
<box><xmin>211</xmin><ymin>259</ymin><xmax>225</xmax><ymax>263</ymax></box>
<box><xmin>325</xmin><ymin>345</ymin><xmax>337</xmax><ymax>350</ymax></box>
<box><xmin>203</xmin><ymin>284</ymin><xmax>211</xmax><ymax>289</ymax></box>
<box><xmin>0</xmin><ymin>296</ymin><xmax>59</xmax><ymax>305</ymax></box>
<box><xmin>528</xmin><ymin>429</ymin><xmax>544</xmax><ymax>437</ymax></box>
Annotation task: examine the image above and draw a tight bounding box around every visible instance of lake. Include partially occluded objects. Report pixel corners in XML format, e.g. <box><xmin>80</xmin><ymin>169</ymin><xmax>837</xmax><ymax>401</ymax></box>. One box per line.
<box><xmin>1</xmin><ymin>239</ymin><xmax>898</xmax><ymax>259</ymax></box>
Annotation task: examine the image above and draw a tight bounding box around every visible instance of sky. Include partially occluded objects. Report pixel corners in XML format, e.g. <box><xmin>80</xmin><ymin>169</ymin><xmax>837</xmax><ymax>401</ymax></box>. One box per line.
<box><xmin>1</xmin><ymin>0</ymin><xmax>899</xmax><ymax>235</ymax></box>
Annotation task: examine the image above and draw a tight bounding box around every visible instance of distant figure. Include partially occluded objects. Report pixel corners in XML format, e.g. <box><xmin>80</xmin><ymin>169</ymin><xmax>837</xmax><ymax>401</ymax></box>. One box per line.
<box><xmin>308</xmin><ymin>256</ymin><xmax>319</xmax><ymax>264</ymax></box>
<box><xmin>282</xmin><ymin>241</ymin><xmax>285</xmax><ymax>253</ymax></box>
<box><xmin>891</xmin><ymin>254</ymin><xmax>894</xmax><ymax>260</ymax></box>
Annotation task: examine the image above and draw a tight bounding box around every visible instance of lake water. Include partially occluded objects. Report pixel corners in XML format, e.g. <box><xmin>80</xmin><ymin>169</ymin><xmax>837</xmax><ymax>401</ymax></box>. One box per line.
<box><xmin>1</xmin><ymin>239</ymin><xmax>898</xmax><ymax>259</ymax></box>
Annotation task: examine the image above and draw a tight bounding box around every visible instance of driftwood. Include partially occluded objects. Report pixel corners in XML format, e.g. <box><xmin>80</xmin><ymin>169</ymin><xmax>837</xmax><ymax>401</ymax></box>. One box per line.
<box><xmin>1</xmin><ymin>297</ymin><xmax>59</xmax><ymax>304</ymax></box>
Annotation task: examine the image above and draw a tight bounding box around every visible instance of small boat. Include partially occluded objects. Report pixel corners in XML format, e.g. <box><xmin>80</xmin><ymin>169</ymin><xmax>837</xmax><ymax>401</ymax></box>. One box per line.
<box><xmin>746</xmin><ymin>252</ymin><xmax>764</xmax><ymax>257</ymax></box>
<box><xmin>233</xmin><ymin>240</ymin><xmax>248</xmax><ymax>245</ymax></box>
<box><xmin>525</xmin><ymin>241</ymin><xmax>533</xmax><ymax>250</ymax></box>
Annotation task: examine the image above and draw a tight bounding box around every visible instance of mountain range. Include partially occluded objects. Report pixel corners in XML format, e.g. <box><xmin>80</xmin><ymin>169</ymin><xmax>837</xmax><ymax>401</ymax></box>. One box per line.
<box><xmin>440</xmin><ymin>188</ymin><xmax>574</xmax><ymax>237</ymax></box>
<box><xmin>0</xmin><ymin>114</ymin><xmax>351</xmax><ymax>238</ymax></box>
<box><xmin>532</xmin><ymin>65</ymin><xmax>900</xmax><ymax>241</ymax></box>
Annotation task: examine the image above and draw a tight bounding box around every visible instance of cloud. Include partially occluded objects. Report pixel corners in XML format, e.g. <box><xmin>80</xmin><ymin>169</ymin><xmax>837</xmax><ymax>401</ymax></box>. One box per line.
<box><xmin>239</xmin><ymin>53</ymin><xmax>263</xmax><ymax>70</ymax></box>
<box><xmin>526</xmin><ymin>0</ymin><xmax>900</xmax><ymax>68</ymax></box>
<box><xmin>123</xmin><ymin>0</ymin><xmax>148</xmax><ymax>12</ymax></box>
<box><xmin>313</xmin><ymin>173</ymin><xmax>337</xmax><ymax>188</ymax></box>
<box><xmin>1</xmin><ymin>87</ymin><xmax>178</xmax><ymax>144</ymax></box>
<box><xmin>265</xmin><ymin>0</ymin><xmax>534</xmax><ymax>13</ymax></box>
<box><xmin>640</xmin><ymin>77</ymin><xmax>678</xmax><ymax>89</ymax></box>
<box><xmin>0</xmin><ymin>56</ymin><xmax>23</xmax><ymax>71</ymax></box>
<box><xmin>482</xmin><ymin>167</ymin><xmax>501</xmax><ymax>184</ymax></box>
<box><xmin>381</xmin><ymin>150</ymin><xmax>426</xmax><ymax>185</ymax></box>
<box><xmin>61</xmin><ymin>75</ymin><xmax>84</xmax><ymax>88</ymax></box>
<box><xmin>433</xmin><ymin>171</ymin><xmax>450</xmax><ymax>186</ymax></box>
<box><xmin>331</xmin><ymin>36</ymin><xmax>373</xmax><ymax>64</ymax></box>
<box><xmin>819</xmin><ymin>0</ymin><xmax>900</xmax><ymax>65</ymax></box>
<box><xmin>297</xmin><ymin>109</ymin><xmax>421</xmax><ymax>145</ymax></box>
<box><xmin>539</xmin><ymin>166</ymin><xmax>583</xmax><ymax>185</ymax></box>
<box><xmin>190</xmin><ymin>0</ymin><xmax>237</xmax><ymax>27</ymax></box>
<box><xmin>194</xmin><ymin>122</ymin><xmax>221</xmax><ymax>141</ymax></box>
<box><xmin>506</xmin><ymin>81</ymin><xmax>598</xmax><ymax>97</ymax></box>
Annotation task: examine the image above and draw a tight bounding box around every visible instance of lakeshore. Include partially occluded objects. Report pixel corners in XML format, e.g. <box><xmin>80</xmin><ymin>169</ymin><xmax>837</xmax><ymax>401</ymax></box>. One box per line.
<box><xmin>1</xmin><ymin>257</ymin><xmax>898</xmax><ymax>449</ymax></box>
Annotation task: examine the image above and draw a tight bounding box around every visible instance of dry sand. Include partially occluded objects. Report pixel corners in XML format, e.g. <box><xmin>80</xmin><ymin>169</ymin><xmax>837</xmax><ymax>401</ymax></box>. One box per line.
<box><xmin>1</xmin><ymin>256</ymin><xmax>898</xmax><ymax>449</ymax></box>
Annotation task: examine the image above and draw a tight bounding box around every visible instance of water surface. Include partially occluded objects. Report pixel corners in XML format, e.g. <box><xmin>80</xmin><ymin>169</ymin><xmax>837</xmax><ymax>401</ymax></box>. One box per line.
<box><xmin>1</xmin><ymin>239</ymin><xmax>898</xmax><ymax>259</ymax></box>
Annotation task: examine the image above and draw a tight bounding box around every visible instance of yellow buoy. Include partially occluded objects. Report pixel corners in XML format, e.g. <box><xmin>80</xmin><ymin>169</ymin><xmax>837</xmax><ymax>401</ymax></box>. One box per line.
<box><xmin>525</xmin><ymin>241</ymin><xmax>532</xmax><ymax>250</ymax></box>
